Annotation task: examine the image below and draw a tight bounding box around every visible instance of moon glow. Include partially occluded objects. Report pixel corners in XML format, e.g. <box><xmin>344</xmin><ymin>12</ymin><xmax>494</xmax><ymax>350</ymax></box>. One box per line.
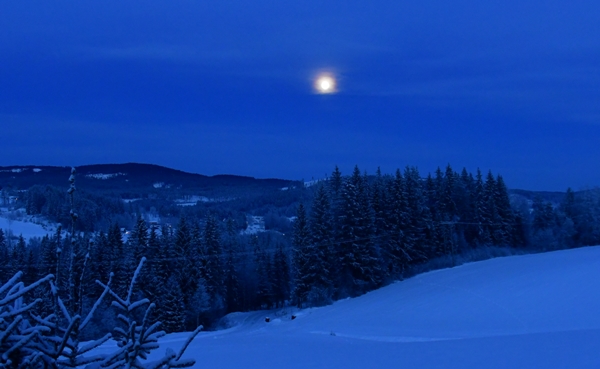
<box><xmin>314</xmin><ymin>74</ymin><xmax>337</xmax><ymax>94</ymax></box>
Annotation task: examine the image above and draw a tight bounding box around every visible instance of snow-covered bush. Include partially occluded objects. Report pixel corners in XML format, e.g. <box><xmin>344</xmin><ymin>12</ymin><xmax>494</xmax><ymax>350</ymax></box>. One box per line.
<box><xmin>92</xmin><ymin>258</ymin><xmax>202</xmax><ymax>369</ymax></box>
<box><xmin>1</xmin><ymin>260</ymin><xmax>202</xmax><ymax>369</ymax></box>
<box><xmin>2</xmin><ymin>167</ymin><xmax>202</xmax><ymax>368</ymax></box>
<box><xmin>0</xmin><ymin>272</ymin><xmax>52</xmax><ymax>368</ymax></box>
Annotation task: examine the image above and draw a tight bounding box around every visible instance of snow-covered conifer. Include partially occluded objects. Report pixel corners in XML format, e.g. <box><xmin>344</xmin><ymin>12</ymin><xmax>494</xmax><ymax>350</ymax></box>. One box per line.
<box><xmin>95</xmin><ymin>258</ymin><xmax>201</xmax><ymax>368</ymax></box>
<box><xmin>202</xmin><ymin>214</ymin><xmax>225</xmax><ymax>305</ymax></box>
<box><xmin>292</xmin><ymin>203</ymin><xmax>311</xmax><ymax>306</ymax></box>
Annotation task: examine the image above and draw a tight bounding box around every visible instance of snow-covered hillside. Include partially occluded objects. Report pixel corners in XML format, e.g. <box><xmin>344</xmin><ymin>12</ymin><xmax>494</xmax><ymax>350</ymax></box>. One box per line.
<box><xmin>95</xmin><ymin>246</ymin><xmax>600</xmax><ymax>368</ymax></box>
<box><xmin>0</xmin><ymin>209</ymin><xmax>56</xmax><ymax>240</ymax></box>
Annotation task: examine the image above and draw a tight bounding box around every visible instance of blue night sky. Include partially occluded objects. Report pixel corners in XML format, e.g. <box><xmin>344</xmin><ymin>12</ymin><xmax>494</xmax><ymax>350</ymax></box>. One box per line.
<box><xmin>1</xmin><ymin>1</ymin><xmax>599</xmax><ymax>191</ymax></box>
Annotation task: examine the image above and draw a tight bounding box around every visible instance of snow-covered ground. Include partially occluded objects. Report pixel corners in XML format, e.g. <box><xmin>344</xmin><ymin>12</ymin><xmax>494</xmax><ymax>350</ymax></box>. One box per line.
<box><xmin>240</xmin><ymin>215</ymin><xmax>265</xmax><ymax>235</ymax></box>
<box><xmin>85</xmin><ymin>172</ymin><xmax>127</xmax><ymax>180</ymax></box>
<box><xmin>95</xmin><ymin>246</ymin><xmax>600</xmax><ymax>368</ymax></box>
<box><xmin>0</xmin><ymin>211</ymin><xmax>56</xmax><ymax>240</ymax></box>
<box><xmin>174</xmin><ymin>195</ymin><xmax>224</xmax><ymax>206</ymax></box>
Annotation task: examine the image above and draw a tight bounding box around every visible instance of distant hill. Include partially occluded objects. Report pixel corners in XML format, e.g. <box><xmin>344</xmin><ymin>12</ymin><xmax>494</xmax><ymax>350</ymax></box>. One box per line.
<box><xmin>509</xmin><ymin>188</ymin><xmax>566</xmax><ymax>204</ymax></box>
<box><xmin>0</xmin><ymin>163</ymin><xmax>298</xmax><ymax>199</ymax></box>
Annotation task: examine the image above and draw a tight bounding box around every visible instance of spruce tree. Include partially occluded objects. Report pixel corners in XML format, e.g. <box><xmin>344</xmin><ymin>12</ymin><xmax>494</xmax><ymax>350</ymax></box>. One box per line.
<box><xmin>308</xmin><ymin>184</ymin><xmax>335</xmax><ymax>297</ymax></box>
<box><xmin>0</xmin><ymin>229</ymin><xmax>8</xmax><ymax>282</ymax></box>
<box><xmin>253</xmin><ymin>236</ymin><xmax>273</xmax><ymax>309</ymax></box>
<box><xmin>156</xmin><ymin>224</ymin><xmax>174</xmax><ymax>287</ymax></box>
<box><xmin>385</xmin><ymin>169</ymin><xmax>411</xmax><ymax>277</ymax></box>
<box><xmin>173</xmin><ymin>216</ymin><xmax>198</xmax><ymax>308</ymax></box>
<box><xmin>483</xmin><ymin>171</ymin><xmax>501</xmax><ymax>245</ymax></box>
<box><xmin>328</xmin><ymin>166</ymin><xmax>344</xmax><ymax>245</ymax></box>
<box><xmin>337</xmin><ymin>166</ymin><xmax>380</xmax><ymax>296</ymax></box>
<box><xmin>292</xmin><ymin>203</ymin><xmax>311</xmax><ymax>306</ymax></box>
<box><xmin>474</xmin><ymin>169</ymin><xmax>491</xmax><ymax>245</ymax></box>
<box><xmin>223</xmin><ymin>218</ymin><xmax>241</xmax><ymax>313</ymax></box>
<box><xmin>159</xmin><ymin>276</ymin><xmax>187</xmax><ymax>333</ymax></box>
<box><xmin>8</xmin><ymin>235</ymin><xmax>27</xmax><ymax>279</ymax></box>
<box><xmin>202</xmin><ymin>214</ymin><xmax>225</xmax><ymax>308</ymax></box>
<box><xmin>329</xmin><ymin>165</ymin><xmax>343</xmax><ymax>200</ymax></box>
<box><xmin>493</xmin><ymin>175</ymin><xmax>514</xmax><ymax>245</ymax></box>
<box><xmin>144</xmin><ymin>224</ymin><xmax>164</xmax><ymax>301</ymax></box>
<box><xmin>128</xmin><ymin>215</ymin><xmax>149</xmax><ymax>274</ymax></box>
<box><xmin>108</xmin><ymin>223</ymin><xmax>127</xmax><ymax>296</ymax></box>
<box><xmin>403</xmin><ymin>166</ymin><xmax>430</xmax><ymax>261</ymax></box>
<box><xmin>440</xmin><ymin>164</ymin><xmax>457</xmax><ymax>219</ymax></box>
<box><xmin>271</xmin><ymin>243</ymin><xmax>291</xmax><ymax>308</ymax></box>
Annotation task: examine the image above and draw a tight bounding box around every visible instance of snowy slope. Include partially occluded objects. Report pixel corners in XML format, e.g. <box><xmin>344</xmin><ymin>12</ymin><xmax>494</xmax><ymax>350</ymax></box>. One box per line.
<box><xmin>98</xmin><ymin>247</ymin><xmax>600</xmax><ymax>368</ymax></box>
<box><xmin>0</xmin><ymin>215</ymin><xmax>55</xmax><ymax>240</ymax></box>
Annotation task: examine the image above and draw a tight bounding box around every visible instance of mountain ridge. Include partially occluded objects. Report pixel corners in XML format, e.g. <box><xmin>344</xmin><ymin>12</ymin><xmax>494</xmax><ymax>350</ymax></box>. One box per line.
<box><xmin>0</xmin><ymin>162</ymin><xmax>297</xmax><ymax>196</ymax></box>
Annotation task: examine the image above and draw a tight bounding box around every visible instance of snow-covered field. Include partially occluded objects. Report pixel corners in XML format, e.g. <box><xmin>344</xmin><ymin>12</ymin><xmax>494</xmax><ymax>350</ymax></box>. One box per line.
<box><xmin>240</xmin><ymin>215</ymin><xmax>265</xmax><ymax>235</ymax></box>
<box><xmin>97</xmin><ymin>246</ymin><xmax>600</xmax><ymax>368</ymax></box>
<box><xmin>174</xmin><ymin>195</ymin><xmax>220</xmax><ymax>206</ymax></box>
<box><xmin>0</xmin><ymin>213</ymin><xmax>56</xmax><ymax>240</ymax></box>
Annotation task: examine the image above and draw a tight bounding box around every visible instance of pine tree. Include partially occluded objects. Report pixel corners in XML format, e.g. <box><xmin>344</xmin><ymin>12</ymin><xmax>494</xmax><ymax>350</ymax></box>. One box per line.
<box><xmin>159</xmin><ymin>276</ymin><xmax>187</xmax><ymax>333</ymax></box>
<box><xmin>8</xmin><ymin>235</ymin><xmax>27</xmax><ymax>278</ymax></box>
<box><xmin>128</xmin><ymin>215</ymin><xmax>149</xmax><ymax>274</ymax></box>
<box><xmin>144</xmin><ymin>224</ymin><xmax>165</xmax><ymax>301</ymax></box>
<box><xmin>271</xmin><ymin>243</ymin><xmax>291</xmax><ymax>308</ymax></box>
<box><xmin>308</xmin><ymin>184</ymin><xmax>335</xmax><ymax>297</ymax></box>
<box><xmin>328</xmin><ymin>165</ymin><xmax>344</xmax><ymax>244</ymax></box>
<box><xmin>483</xmin><ymin>171</ymin><xmax>501</xmax><ymax>245</ymax></box>
<box><xmin>440</xmin><ymin>164</ymin><xmax>457</xmax><ymax>219</ymax></box>
<box><xmin>423</xmin><ymin>173</ymin><xmax>443</xmax><ymax>258</ymax></box>
<box><xmin>223</xmin><ymin>218</ymin><xmax>241</xmax><ymax>313</ymax></box>
<box><xmin>329</xmin><ymin>165</ymin><xmax>343</xmax><ymax>200</ymax></box>
<box><xmin>403</xmin><ymin>166</ymin><xmax>431</xmax><ymax>261</ymax></box>
<box><xmin>96</xmin><ymin>259</ymin><xmax>201</xmax><ymax>367</ymax></box>
<box><xmin>457</xmin><ymin>168</ymin><xmax>474</xmax><ymax>222</ymax></box>
<box><xmin>493</xmin><ymin>175</ymin><xmax>514</xmax><ymax>245</ymax></box>
<box><xmin>337</xmin><ymin>166</ymin><xmax>381</xmax><ymax>296</ymax></box>
<box><xmin>532</xmin><ymin>197</ymin><xmax>555</xmax><ymax>232</ymax></box>
<box><xmin>0</xmin><ymin>229</ymin><xmax>8</xmax><ymax>282</ymax></box>
<box><xmin>562</xmin><ymin>188</ymin><xmax>576</xmax><ymax>220</ymax></box>
<box><xmin>385</xmin><ymin>169</ymin><xmax>411</xmax><ymax>277</ymax></box>
<box><xmin>202</xmin><ymin>214</ymin><xmax>225</xmax><ymax>308</ymax></box>
<box><xmin>108</xmin><ymin>223</ymin><xmax>128</xmax><ymax>296</ymax></box>
<box><xmin>173</xmin><ymin>216</ymin><xmax>199</xmax><ymax>310</ymax></box>
<box><xmin>474</xmin><ymin>169</ymin><xmax>491</xmax><ymax>245</ymax></box>
<box><xmin>253</xmin><ymin>236</ymin><xmax>273</xmax><ymax>309</ymax></box>
<box><xmin>1</xmin><ymin>272</ymin><xmax>54</xmax><ymax>368</ymax></box>
<box><xmin>152</xmin><ymin>225</ymin><xmax>177</xmax><ymax>329</ymax></box>
<box><xmin>292</xmin><ymin>203</ymin><xmax>311</xmax><ymax>306</ymax></box>
<box><xmin>156</xmin><ymin>224</ymin><xmax>174</xmax><ymax>287</ymax></box>
<box><xmin>371</xmin><ymin>168</ymin><xmax>387</xmax><ymax>234</ymax></box>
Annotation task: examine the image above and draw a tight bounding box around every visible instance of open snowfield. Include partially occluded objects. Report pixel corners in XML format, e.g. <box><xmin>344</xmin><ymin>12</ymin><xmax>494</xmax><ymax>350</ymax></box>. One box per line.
<box><xmin>0</xmin><ymin>213</ymin><xmax>55</xmax><ymax>240</ymax></box>
<box><xmin>96</xmin><ymin>247</ymin><xmax>600</xmax><ymax>368</ymax></box>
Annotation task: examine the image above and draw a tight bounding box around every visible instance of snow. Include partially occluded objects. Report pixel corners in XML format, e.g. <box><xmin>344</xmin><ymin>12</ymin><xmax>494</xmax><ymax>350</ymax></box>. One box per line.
<box><xmin>174</xmin><ymin>196</ymin><xmax>218</xmax><ymax>206</ymax></box>
<box><xmin>304</xmin><ymin>178</ymin><xmax>327</xmax><ymax>187</ymax></box>
<box><xmin>85</xmin><ymin>172</ymin><xmax>126</xmax><ymax>180</ymax></box>
<box><xmin>240</xmin><ymin>215</ymin><xmax>265</xmax><ymax>235</ymax></box>
<box><xmin>122</xmin><ymin>198</ymin><xmax>141</xmax><ymax>203</ymax></box>
<box><xmin>33</xmin><ymin>168</ymin><xmax>42</xmax><ymax>173</ymax></box>
<box><xmin>0</xmin><ymin>214</ymin><xmax>56</xmax><ymax>240</ymax></box>
<box><xmin>95</xmin><ymin>246</ymin><xmax>600</xmax><ymax>368</ymax></box>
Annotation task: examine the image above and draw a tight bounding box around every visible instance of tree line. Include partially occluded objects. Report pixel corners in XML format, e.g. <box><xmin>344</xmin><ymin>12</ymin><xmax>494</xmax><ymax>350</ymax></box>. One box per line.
<box><xmin>2</xmin><ymin>164</ymin><xmax>600</xmax><ymax>347</ymax></box>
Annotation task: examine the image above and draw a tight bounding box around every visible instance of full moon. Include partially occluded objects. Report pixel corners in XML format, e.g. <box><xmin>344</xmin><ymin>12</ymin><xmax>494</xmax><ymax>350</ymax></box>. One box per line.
<box><xmin>314</xmin><ymin>74</ymin><xmax>337</xmax><ymax>94</ymax></box>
